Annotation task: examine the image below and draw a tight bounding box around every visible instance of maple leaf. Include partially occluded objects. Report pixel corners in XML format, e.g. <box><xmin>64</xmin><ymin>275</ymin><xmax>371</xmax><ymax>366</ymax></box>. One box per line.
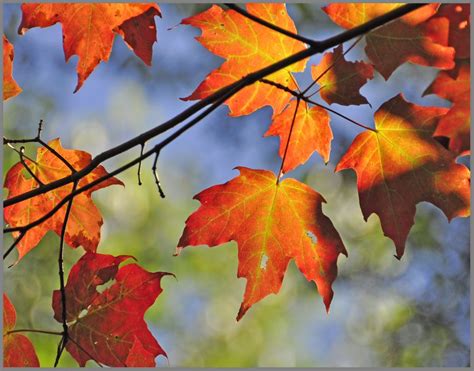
<box><xmin>324</xmin><ymin>4</ymin><xmax>455</xmax><ymax>80</ymax></box>
<box><xmin>18</xmin><ymin>3</ymin><xmax>161</xmax><ymax>92</ymax></box>
<box><xmin>336</xmin><ymin>94</ymin><xmax>470</xmax><ymax>258</ymax></box>
<box><xmin>428</xmin><ymin>4</ymin><xmax>470</xmax><ymax>60</ymax></box>
<box><xmin>4</xmin><ymin>138</ymin><xmax>123</xmax><ymax>262</ymax></box>
<box><xmin>311</xmin><ymin>45</ymin><xmax>374</xmax><ymax>106</ymax></box>
<box><xmin>182</xmin><ymin>4</ymin><xmax>307</xmax><ymax>117</ymax></box>
<box><xmin>265</xmin><ymin>100</ymin><xmax>332</xmax><ymax>173</ymax></box>
<box><xmin>3</xmin><ymin>294</ymin><xmax>40</xmax><ymax>367</ymax></box>
<box><xmin>52</xmin><ymin>252</ymin><xmax>172</xmax><ymax>367</ymax></box>
<box><xmin>177</xmin><ymin>167</ymin><xmax>347</xmax><ymax>320</ymax></box>
<box><xmin>424</xmin><ymin>62</ymin><xmax>470</xmax><ymax>156</ymax></box>
<box><xmin>3</xmin><ymin>35</ymin><xmax>22</xmax><ymax>101</ymax></box>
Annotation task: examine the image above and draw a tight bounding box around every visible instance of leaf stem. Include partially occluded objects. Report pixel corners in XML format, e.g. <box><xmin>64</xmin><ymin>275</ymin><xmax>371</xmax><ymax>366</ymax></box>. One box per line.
<box><xmin>277</xmin><ymin>98</ymin><xmax>300</xmax><ymax>183</ymax></box>
<box><xmin>6</xmin><ymin>328</ymin><xmax>64</xmax><ymax>336</ymax></box>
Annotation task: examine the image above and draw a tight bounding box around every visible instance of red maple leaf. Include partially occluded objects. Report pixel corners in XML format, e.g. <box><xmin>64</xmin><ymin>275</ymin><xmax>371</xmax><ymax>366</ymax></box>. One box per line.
<box><xmin>52</xmin><ymin>252</ymin><xmax>172</xmax><ymax>367</ymax></box>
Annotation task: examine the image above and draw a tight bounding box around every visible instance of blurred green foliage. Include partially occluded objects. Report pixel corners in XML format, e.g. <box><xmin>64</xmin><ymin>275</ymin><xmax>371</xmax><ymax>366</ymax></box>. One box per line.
<box><xmin>3</xmin><ymin>3</ymin><xmax>469</xmax><ymax>367</ymax></box>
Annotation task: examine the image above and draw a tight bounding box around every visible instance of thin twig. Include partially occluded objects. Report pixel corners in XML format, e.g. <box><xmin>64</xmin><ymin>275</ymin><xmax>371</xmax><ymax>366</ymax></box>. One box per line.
<box><xmin>260</xmin><ymin>78</ymin><xmax>376</xmax><ymax>132</ymax></box>
<box><xmin>4</xmin><ymin>4</ymin><xmax>423</xmax><ymax>209</ymax></box>
<box><xmin>137</xmin><ymin>143</ymin><xmax>145</xmax><ymax>186</ymax></box>
<box><xmin>19</xmin><ymin>147</ymin><xmax>44</xmax><ymax>186</ymax></box>
<box><xmin>3</xmin><ymin>232</ymin><xmax>26</xmax><ymax>261</ymax></box>
<box><xmin>224</xmin><ymin>3</ymin><xmax>319</xmax><ymax>46</ymax></box>
<box><xmin>54</xmin><ymin>336</ymin><xmax>65</xmax><ymax>367</ymax></box>
<box><xmin>6</xmin><ymin>328</ymin><xmax>63</xmax><ymax>336</ymax></box>
<box><xmin>54</xmin><ymin>181</ymin><xmax>78</xmax><ymax>367</ymax></box>
<box><xmin>302</xmin><ymin>36</ymin><xmax>363</xmax><ymax>96</ymax></box>
<box><xmin>3</xmin><ymin>80</ymin><xmax>242</xmax><ymax>259</ymax></box>
<box><xmin>68</xmin><ymin>336</ymin><xmax>104</xmax><ymax>368</ymax></box>
<box><xmin>38</xmin><ymin>139</ymin><xmax>77</xmax><ymax>173</ymax></box>
<box><xmin>277</xmin><ymin>98</ymin><xmax>300</xmax><ymax>183</ymax></box>
<box><xmin>152</xmin><ymin>151</ymin><xmax>166</xmax><ymax>198</ymax></box>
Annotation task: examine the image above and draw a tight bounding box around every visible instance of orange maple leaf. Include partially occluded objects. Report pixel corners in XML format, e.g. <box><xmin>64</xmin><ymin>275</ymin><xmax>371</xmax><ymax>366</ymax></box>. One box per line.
<box><xmin>424</xmin><ymin>62</ymin><xmax>470</xmax><ymax>156</ymax></box>
<box><xmin>3</xmin><ymin>35</ymin><xmax>22</xmax><ymax>101</ymax></box>
<box><xmin>3</xmin><ymin>294</ymin><xmax>40</xmax><ymax>367</ymax></box>
<box><xmin>52</xmin><ymin>252</ymin><xmax>171</xmax><ymax>367</ymax></box>
<box><xmin>182</xmin><ymin>4</ymin><xmax>307</xmax><ymax>117</ymax></box>
<box><xmin>4</xmin><ymin>138</ymin><xmax>123</xmax><ymax>262</ymax></box>
<box><xmin>324</xmin><ymin>4</ymin><xmax>455</xmax><ymax>80</ymax></box>
<box><xmin>18</xmin><ymin>3</ymin><xmax>161</xmax><ymax>92</ymax></box>
<box><xmin>265</xmin><ymin>100</ymin><xmax>332</xmax><ymax>173</ymax></box>
<box><xmin>336</xmin><ymin>94</ymin><xmax>470</xmax><ymax>258</ymax></box>
<box><xmin>177</xmin><ymin>167</ymin><xmax>347</xmax><ymax>320</ymax></box>
<box><xmin>311</xmin><ymin>45</ymin><xmax>374</xmax><ymax>106</ymax></box>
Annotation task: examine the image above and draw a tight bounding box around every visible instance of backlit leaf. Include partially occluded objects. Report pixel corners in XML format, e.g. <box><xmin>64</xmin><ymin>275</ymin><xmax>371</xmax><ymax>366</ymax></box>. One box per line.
<box><xmin>4</xmin><ymin>138</ymin><xmax>123</xmax><ymax>263</ymax></box>
<box><xmin>265</xmin><ymin>100</ymin><xmax>332</xmax><ymax>173</ymax></box>
<box><xmin>3</xmin><ymin>35</ymin><xmax>22</xmax><ymax>101</ymax></box>
<box><xmin>18</xmin><ymin>3</ymin><xmax>161</xmax><ymax>92</ymax></box>
<box><xmin>424</xmin><ymin>62</ymin><xmax>470</xmax><ymax>156</ymax></box>
<box><xmin>428</xmin><ymin>3</ymin><xmax>470</xmax><ymax>60</ymax></box>
<box><xmin>52</xmin><ymin>252</ymin><xmax>172</xmax><ymax>367</ymax></box>
<box><xmin>3</xmin><ymin>294</ymin><xmax>40</xmax><ymax>367</ymax></box>
<box><xmin>324</xmin><ymin>4</ymin><xmax>455</xmax><ymax>80</ymax></box>
<box><xmin>177</xmin><ymin>167</ymin><xmax>347</xmax><ymax>320</ymax></box>
<box><xmin>336</xmin><ymin>94</ymin><xmax>470</xmax><ymax>258</ymax></box>
<box><xmin>181</xmin><ymin>4</ymin><xmax>307</xmax><ymax>116</ymax></box>
<box><xmin>311</xmin><ymin>45</ymin><xmax>374</xmax><ymax>106</ymax></box>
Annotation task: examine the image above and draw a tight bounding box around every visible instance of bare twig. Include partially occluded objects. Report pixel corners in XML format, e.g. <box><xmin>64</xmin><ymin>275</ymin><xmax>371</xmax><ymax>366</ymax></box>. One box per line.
<box><xmin>224</xmin><ymin>3</ymin><xmax>319</xmax><ymax>46</ymax></box>
<box><xmin>19</xmin><ymin>147</ymin><xmax>44</xmax><ymax>186</ymax></box>
<box><xmin>137</xmin><ymin>143</ymin><xmax>145</xmax><ymax>186</ymax></box>
<box><xmin>54</xmin><ymin>336</ymin><xmax>65</xmax><ymax>367</ymax></box>
<box><xmin>3</xmin><ymin>79</ymin><xmax>242</xmax><ymax>259</ymax></box>
<box><xmin>6</xmin><ymin>328</ymin><xmax>63</xmax><ymax>336</ymax></box>
<box><xmin>54</xmin><ymin>181</ymin><xmax>78</xmax><ymax>366</ymax></box>
<box><xmin>3</xmin><ymin>231</ymin><xmax>26</xmax><ymax>261</ymax></box>
<box><xmin>152</xmin><ymin>152</ymin><xmax>166</xmax><ymax>198</ymax></box>
<box><xmin>68</xmin><ymin>336</ymin><xmax>104</xmax><ymax>368</ymax></box>
<box><xmin>4</xmin><ymin>4</ymin><xmax>423</xmax><ymax>209</ymax></box>
<box><xmin>277</xmin><ymin>98</ymin><xmax>300</xmax><ymax>183</ymax></box>
<box><xmin>302</xmin><ymin>36</ymin><xmax>363</xmax><ymax>96</ymax></box>
<box><xmin>260</xmin><ymin>78</ymin><xmax>376</xmax><ymax>132</ymax></box>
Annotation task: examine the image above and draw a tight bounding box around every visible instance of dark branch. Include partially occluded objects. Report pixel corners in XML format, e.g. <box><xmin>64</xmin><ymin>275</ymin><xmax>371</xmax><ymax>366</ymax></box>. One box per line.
<box><xmin>224</xmin><ymin>3</ymin><xmax>318</xmax><ymax>46</ymax></box>
<box><xmin>54</xmin><ymin>181</ymin><xmax>77</xmax><ymax>366</ymax></box>
<box><xmin>3</xmin><ymin>79</ymin><xmax>241</xmax><ymax>258</ymax></box>
<box><xmin>277</xmin><ymin>98</ymin><xmax>300</xmax><ymax>183</ymax></box>
<box><xmin>19</xmin><ymin>147</ymin><xmax>44</xmax><ymax>186</ymax></box>
<box><xmin>4</xmin><ymin>4</ymin><xmax>423</xmax><ymax>209</ymax></box>
<box><xmin>260</xmin><ymin>78</ymin><xmax>376</xmax><ymax>132</ymax></box>
<box><xmin>137</xmin><ymin>143</ymin><xmax>145</xmax><ymax>186</ymax></box>
<box><xmin>152</xmin><ymin>151</ymin><xmax>166</xmax><ymax>198</ymax></box>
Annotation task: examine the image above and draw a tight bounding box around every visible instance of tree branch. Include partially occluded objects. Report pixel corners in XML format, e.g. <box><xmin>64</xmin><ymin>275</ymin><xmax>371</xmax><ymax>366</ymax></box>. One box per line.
<box><xmin>3</xmin><ymin>3</ymin><xmax>424</xmax><ymax>209</ymax></box>
<box><xmin>224</xmin><ymin>3</ymin><xmax>318</xmax><ymax>46</ymax></box>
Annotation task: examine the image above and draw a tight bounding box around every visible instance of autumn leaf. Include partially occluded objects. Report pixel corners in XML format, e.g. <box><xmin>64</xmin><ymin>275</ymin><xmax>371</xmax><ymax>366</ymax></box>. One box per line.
<box><xmin>18</xmin><ymin>3</ymin><xmax>161</xmax><ymax>92</ymax></box>
<box><xmin>323</xmin><ymin>3</ymin><xmax>440</xmax><ymax>28</ymax></box>
<box><xmin>177</xmin><ymin>167</ymin><xmax>347</xmax><ymax>320</ymax></box>
<box><xmin>182</xmin><ymin>4</ymin><xmax>307</xmax><ymax>117</ymax></box>
<box><xmin>336</xmin><ymin>94</ymin><xmax>470</xmax><ymax>258</ymax></box>
<box><xmin>3</xmin><ymin>35</ymin><xmax>22</xmax><ymax>101</ymax></box>
<box><xmin>52</xmin><ymin>252</ymin><xmax>172</xmax><ymax>367</ymax></box>
<box><xmin>324</xmin><ymin>4</ymin><xmax>455</xmax><ymax>80</ymax></box>
<box><xmin>424</xmin><ymin>62</ymin><xmax>470</xmax><ymax>156</ymax></box>
<box><xmin>3</xmin><ymin>294</ymin><xmax>40</xmax><ymax>367</ymax></box>
<box><xmin>4</xmin><ymin>138</ymin><xmax>123</xmax><ymax>262</ymax></box>
<box><xmin>428</xmin><ymin>4</ymin><xmax>470</xmax><ymax>60</ymax></box>
<box><xmin>311</xmin><ymin>45</ymin><xmax>374</xmax><ymax>106</ymax></box>
<box><xmin>265</xmin><ymin>100</ymin><xmax>332</xmax><ymax>173</ymax></box>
